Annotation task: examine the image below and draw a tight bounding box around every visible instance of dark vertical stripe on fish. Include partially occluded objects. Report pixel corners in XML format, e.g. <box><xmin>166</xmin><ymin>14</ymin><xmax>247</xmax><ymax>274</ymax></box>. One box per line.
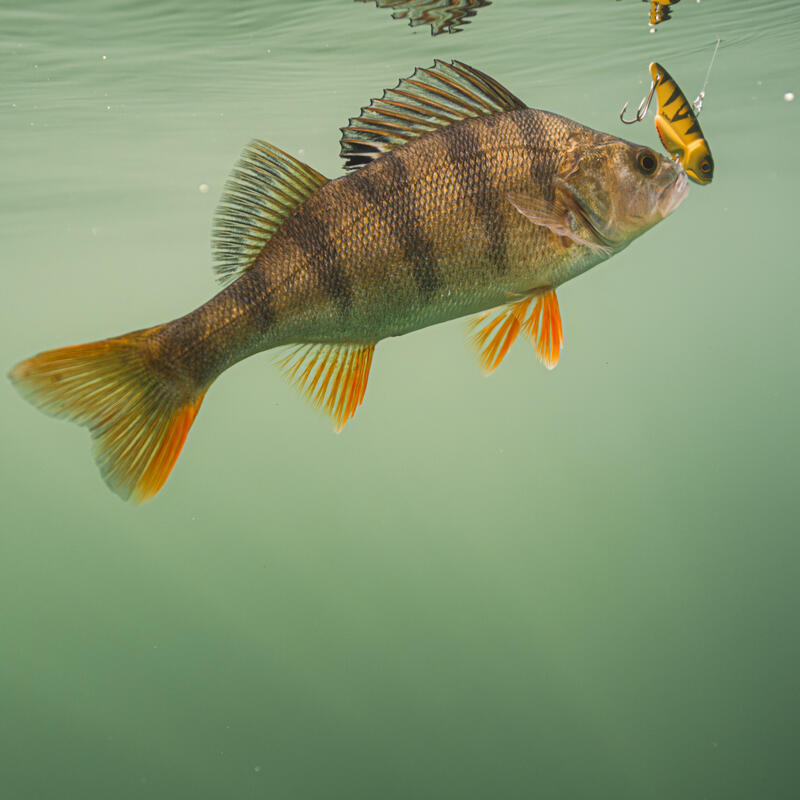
<box><xmin>295</xmin><ymin>211</ymin><xmax>352</xmax><ymax>312</ymax></box>
<box><xmin>446</xmin><ymin>123</ymin><xmax>508</xmax><ymax>273</ymax></box>
<box><xmin>511</xmin><ymin>113</ymin><xmax>555</xmax><ymax>197</ymax></box>
<box><xmin>348</xmin><ymin>155</ymin><xmax>440</xmax><ymax>298</ymax></box>
<box><xmin>234</xmin><ymin>270</ymin><xmax>274</xmax><ymax>334</ymax></box>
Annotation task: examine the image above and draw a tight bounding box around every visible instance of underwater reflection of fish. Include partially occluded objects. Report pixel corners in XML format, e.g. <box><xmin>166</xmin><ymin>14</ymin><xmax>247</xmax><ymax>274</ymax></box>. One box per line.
<box><xmin>9</xmin><ymin>61</ymin><xmax>689</xmax><ymax>503</ymax></box>
<box><xmin>356</xmin><ymin>0</ymin><xmax>491</xmax><ymax>35</ymax></box>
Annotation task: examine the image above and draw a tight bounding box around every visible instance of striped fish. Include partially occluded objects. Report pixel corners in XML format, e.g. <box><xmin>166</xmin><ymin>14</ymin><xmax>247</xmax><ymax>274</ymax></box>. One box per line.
<box><xmin>9</xmin><ymin>61</ymin><xmax>689</xmax><ymax>502</ymax></box>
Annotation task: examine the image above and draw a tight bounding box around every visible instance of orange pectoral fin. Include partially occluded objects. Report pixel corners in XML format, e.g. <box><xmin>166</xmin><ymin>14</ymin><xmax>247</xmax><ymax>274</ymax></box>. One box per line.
<box><xmin>468</xmin><ymin>289</ymin><xmax>563</xmax><ymax>374</ymax></box>
<box><xmin>278</xmin><ymin>342</ymin><xmax>375</xmax><ymax>431</ymax></box>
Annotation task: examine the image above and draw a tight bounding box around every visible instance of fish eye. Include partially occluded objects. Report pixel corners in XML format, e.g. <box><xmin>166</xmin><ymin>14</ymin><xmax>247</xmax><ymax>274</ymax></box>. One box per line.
<box><xmin>637</xmin><ymin>150</ymin><xmax>658</xmax><ymax>175</ymax></box>
<box><xmin>701</xmin><ymin>160</ymin><xmax>711</xmax><ymax>173</ymax></box>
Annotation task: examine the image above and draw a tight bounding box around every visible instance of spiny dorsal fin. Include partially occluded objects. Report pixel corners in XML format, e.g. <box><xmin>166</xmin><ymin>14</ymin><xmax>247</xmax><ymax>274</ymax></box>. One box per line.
<box><xmin>339</xmin><ymin>59</ymin><xmax>526</xmax><ymax>170</ymax></box>
<box><xmin>212</xmin><ymin>140</ymin><xmax>329</xmax><ymax>286</ymax></box>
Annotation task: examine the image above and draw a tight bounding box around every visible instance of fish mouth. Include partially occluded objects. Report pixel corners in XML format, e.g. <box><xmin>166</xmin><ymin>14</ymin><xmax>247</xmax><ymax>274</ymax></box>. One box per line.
<box><xmin>659</xmin><ymin>169</ymin><xmax>689</xmax><ymax>218</ymax></box>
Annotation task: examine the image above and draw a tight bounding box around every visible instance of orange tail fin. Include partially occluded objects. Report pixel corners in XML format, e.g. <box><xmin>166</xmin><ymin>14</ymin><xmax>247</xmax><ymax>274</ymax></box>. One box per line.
<box><xmin>8</xmin><ymin>326</ymin><xmax>208</xmax><ymax>503</ymax></box>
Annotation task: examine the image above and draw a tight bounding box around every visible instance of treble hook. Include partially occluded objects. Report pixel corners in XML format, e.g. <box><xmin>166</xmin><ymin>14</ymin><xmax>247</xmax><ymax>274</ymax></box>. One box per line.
<box><xmin>619</xmin><ymin>76</ymin><xmax>659</xmax><ymax>124</ymax></box>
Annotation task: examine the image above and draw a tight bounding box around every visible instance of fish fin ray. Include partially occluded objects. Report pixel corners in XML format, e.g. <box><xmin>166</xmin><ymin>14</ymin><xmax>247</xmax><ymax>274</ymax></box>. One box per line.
<box><xmin>468</xmin><ymin>290</ymin><xmax>563</xmax><ymax>373</ymax></box>
<box><xmin>277</xmin><ymin>343</ymin><xmax>375</xmax><ymax>431</ymax></box>
<box><xmin>468</xmin><ymin>297</ymin><xmax>536</xmax><ymax>374</ymax></box>
<box><xmin>212</xmin><ymin>140</ymin><xmax>329</xmax><ymax>286</ymax></box>
<box><xmin>520</xmin><ymin>289</ymin><xmax>563</xmax><ymax>369</ymax></box>
<box><xmin>340</xmin><ymin>60</ymin><xmax>526</xmax><ymax>170</ymax></box>
<box><xmin>8</xmin><ymin>329</ymin><xmax>209</xmax><ymax>503</ymax></box>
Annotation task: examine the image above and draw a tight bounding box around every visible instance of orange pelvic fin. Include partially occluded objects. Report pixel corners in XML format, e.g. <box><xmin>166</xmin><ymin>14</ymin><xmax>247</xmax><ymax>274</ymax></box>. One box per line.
<box><xmin>520</xmin><ymin>289</ymin><xmax>563</xmax><ymax>370</ymax></box>
<box><xmin>278</xmin><ymin>342</ymin><xmax>375</xmax><ymax>431</ymax></box>
<box><xmin>469</xmin><ymin>289</ymin><xmax>563</xmax><ymax>373</ymax></box>
<box><xmin>8</xmin><ymin>328</ymin><xmax>208</xmax><ymax>503</ymax></box>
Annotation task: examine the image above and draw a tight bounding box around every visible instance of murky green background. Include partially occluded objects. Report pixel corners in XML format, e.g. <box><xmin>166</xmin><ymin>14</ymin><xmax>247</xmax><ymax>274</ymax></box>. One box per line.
<box><xmin>2</xmin><ymin>1</ymin><xmax>798</xmax><ymax>797</ymax></box>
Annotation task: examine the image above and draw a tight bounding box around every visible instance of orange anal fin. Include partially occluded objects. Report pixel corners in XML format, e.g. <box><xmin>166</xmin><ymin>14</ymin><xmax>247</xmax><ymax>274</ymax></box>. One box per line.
<box><xmin>277</xmin><ymin>342</ymin><xmax>375</xmax><ymax>431</ymax></box>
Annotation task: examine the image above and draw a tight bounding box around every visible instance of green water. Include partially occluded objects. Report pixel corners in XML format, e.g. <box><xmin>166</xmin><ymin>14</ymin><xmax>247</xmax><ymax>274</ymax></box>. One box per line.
<box><xmin>2</xmin><ymin>1</ymin><xmax>799</xmax><ymax>797</ymax></box>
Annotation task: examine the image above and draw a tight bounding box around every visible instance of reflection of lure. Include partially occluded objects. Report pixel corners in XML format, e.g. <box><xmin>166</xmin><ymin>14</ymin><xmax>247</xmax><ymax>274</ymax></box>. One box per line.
<box><xmin>649</xmin><ymin>62</ymin><xmax>714</xmax><ymax>185</ymax></box>
<box><xmin>620</xmin><ymin>62</ymin><xmax>713</xmax><ymax>185</ymax></box>
<box><xmin>645</xmin><ymin>0</ymin><xmax>680</xmax><ymax>27</ymax></box>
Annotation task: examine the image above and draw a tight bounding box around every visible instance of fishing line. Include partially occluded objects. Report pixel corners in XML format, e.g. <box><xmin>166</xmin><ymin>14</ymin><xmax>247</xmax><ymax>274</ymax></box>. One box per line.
<box><xmin>693</xmin><ymin>38</ymin><xmax>721</xmax><ymax>115</ymax></box>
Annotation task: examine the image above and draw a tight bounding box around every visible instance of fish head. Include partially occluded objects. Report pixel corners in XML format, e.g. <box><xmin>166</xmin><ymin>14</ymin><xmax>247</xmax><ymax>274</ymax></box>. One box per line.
<box><xmin>557</xmin><ymin>130</ymin><xmax>689</xmax><ymax>252</ymax></box>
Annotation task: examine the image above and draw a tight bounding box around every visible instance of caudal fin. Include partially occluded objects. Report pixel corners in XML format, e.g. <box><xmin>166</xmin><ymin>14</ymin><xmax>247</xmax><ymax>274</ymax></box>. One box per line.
<box><xmin>8</xmin><ymin>326</ymin><xmax>208</xmax><ymax>503</ymax></box>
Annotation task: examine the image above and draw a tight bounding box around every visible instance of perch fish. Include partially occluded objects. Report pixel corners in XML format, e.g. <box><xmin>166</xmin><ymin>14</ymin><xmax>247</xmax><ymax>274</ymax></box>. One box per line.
<box><xmin>9</xmin><ymin>61</ymin><xmax>689</xmax><ymax>502</ymax></box>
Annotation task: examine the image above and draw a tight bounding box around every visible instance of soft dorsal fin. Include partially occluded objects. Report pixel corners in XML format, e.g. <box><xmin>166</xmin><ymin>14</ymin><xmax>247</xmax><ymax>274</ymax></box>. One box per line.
<box><xmin>212</xmin><ymin>140</ymin><xmax>329</xmax><ymax>286</ymax></box>
<box><xmin>339</xmin><ymin>59</ymin><xmax>526</xmax><ymax>170</ymax></box>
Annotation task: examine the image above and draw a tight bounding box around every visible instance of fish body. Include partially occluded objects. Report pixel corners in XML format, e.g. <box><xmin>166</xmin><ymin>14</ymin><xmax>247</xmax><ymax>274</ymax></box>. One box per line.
<box><xmin>221</xmin><ymin>112</ymin><xmax>609</xmax><ymax>347</ymax></box>
<box><xmin>175</xmin><ymin>108</ymin><xmax>685</xmax><ymax>376</ymax></box>
<box><xmin>9</xmin><ymin>61</ymin><xmax>689</xmax><ymax>502</ymax></box>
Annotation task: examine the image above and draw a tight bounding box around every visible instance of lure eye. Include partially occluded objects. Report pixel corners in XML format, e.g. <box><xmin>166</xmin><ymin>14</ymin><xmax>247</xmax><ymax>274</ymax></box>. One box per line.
<box><xmin>637</xmin><ymin>150</ymin><xmax>658</xmax><ymax>175</ymax></box>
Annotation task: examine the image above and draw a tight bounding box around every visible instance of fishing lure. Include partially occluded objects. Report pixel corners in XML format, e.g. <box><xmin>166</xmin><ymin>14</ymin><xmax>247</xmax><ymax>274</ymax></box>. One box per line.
<box><xmin>650</xmin><ymin>62</ymin><xmax>714</xmax><ymax>184</ymax></box>
<box><xmin>620</xmin><ymin>62</ymin><xmax>714</xmax><ymax>185</ymax></box>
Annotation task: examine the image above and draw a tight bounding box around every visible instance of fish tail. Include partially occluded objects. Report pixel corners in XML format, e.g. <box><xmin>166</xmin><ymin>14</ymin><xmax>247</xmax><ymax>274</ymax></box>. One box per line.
<box><xmin>8</xmin><ymin>324</ymin><xmax>209</xmax><ymax>503</ymax></box>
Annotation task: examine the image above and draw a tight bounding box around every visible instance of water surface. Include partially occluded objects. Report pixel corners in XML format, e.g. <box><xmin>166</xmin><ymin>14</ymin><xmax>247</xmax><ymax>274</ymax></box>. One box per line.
<box><xmin>2</xmin><ymin>1</ymin><xmax>799</xmax><ymax>798</ymax></box>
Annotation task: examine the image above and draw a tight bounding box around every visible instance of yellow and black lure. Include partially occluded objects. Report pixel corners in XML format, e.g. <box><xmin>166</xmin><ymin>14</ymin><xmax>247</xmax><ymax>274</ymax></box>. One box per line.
<box><xmin>649</xmin><ymin>62</ymin><xmax>714</xmax><ymax>185</ymax></box>
<box><xmin>621</xmin><ymin>61</ymin><xmax>714</xmax><ymax>185</ymax></box>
